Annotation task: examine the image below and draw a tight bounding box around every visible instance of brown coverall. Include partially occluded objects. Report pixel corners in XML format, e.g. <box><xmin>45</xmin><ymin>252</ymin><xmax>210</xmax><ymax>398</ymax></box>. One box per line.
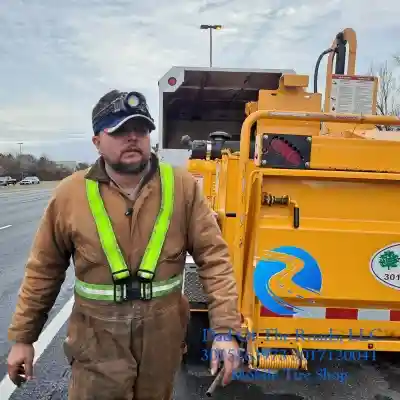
<box><xmin>8</xmin><ymin>154</ymin><xmax>241</xmax><ymax>399</ymax></box>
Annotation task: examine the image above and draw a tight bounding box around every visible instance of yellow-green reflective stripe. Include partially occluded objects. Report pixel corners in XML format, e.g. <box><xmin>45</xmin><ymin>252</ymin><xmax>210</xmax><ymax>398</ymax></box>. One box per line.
<box><xmin>74</xmin><ymin>274</ymin><xmax>182</xmax><ymax>301</ymax></box>
<box><xmin>85</xmin><ymin>162</ymin><xmax>174</xmax><ymax>283</ymax></box>
<box><xmin>137</xmin><ymin>162</ymin><xmax>174</xmax><ymax>280</ymax></box>
<box><xmin>75</xmin><ymin>280</ymin><xmax>122</xmax><ymax>301</ymax></box>
<box><xmin>86</xmin><ymin>179</ymin><xmax>130</xmax><ymax>281</ymax></box>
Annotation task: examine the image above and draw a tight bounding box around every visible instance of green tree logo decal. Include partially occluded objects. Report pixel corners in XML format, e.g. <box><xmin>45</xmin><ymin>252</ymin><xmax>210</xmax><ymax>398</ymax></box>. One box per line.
<box><xmin>379</xmin><ymin>250</ymin><xmax>400</xmax><ymax>270</ymax></box>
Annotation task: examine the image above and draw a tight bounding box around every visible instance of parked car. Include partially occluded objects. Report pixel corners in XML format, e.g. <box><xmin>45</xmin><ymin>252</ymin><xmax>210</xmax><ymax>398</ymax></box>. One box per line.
<box><xmin>0</xmin><ymin>176</ymin><xmax>17</xmax><ymax>186</ymax></box>
<box><xmin>19</xmin><ymin>176</ymin><xmax>40</xmax><ymax>185</ymax></box>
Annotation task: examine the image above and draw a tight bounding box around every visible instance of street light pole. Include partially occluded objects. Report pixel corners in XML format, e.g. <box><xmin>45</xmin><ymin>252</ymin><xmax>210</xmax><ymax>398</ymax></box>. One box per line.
<box><xmin>17</xmin><ymin>142</ymin><xmax>23</xmax><ymax>155</ymax></box>
<box><xmin>209</xmin><ymin>28</ymin><xmax>212</xmax><ymax>67</ymax></box>
<box><xmin>200</xmin><ymin>24</ymin><xmax>222</xmax><ymax>67</ymax></box>
<box><xmin>17</xmin><ymin>142</ymin><xmax>23</xmax><ymax>180</ymax></box>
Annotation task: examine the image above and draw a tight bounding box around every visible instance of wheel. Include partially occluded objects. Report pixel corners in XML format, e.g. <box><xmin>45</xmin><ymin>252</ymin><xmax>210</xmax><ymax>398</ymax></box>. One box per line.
<box><xmin>183</xmin><ymin>311</ymin><xmax>210</xmax><ymax>365</ymax></box>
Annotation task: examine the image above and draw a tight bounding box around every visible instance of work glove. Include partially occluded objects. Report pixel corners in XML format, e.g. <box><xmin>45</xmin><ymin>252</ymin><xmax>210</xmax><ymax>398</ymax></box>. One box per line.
<box><xmin>7</xmin><ymin>343</ymin><xmax>34</xmax><ymax>386</ymax></box>
<box><xmin>210</xmin><ymin>334</ymin><xmax>241</xmax><ymax>386</ymax></box>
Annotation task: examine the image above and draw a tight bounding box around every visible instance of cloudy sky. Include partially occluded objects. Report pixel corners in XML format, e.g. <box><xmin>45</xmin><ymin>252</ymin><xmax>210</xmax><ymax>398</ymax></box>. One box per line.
<box><xmin>0</xmin><ymin>0</ymin><xmax>399</xmax><ymax>163</ymax></box>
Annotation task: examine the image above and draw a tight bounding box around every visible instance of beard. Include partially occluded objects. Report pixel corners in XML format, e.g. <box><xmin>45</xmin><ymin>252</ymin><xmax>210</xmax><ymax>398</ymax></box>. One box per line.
<box><xmin>104</xmin><ymin>154</ymin><xmax>150</xmax><ymax>174</ymax></box>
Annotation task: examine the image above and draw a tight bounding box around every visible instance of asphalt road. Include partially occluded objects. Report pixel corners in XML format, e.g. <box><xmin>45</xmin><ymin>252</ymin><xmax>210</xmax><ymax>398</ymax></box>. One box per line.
<box><xmin>0</xmin><ymin>183</ymin><xmax>400</xmax><ymax>399</ymax></box>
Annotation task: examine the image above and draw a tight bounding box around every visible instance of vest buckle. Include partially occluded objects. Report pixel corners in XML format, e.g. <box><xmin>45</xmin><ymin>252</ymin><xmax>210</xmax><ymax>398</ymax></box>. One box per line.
<box><xmin>136</xmin><ymin>268</ymin><xmax>155</xmax><ymax>282</ymax></box>
<box><xmin>113</xmin><ymin>276</ymin><xmax>153</xmax><ymax>302</ymax></box>
<box><xmin>139</xmin><ymin>279</ymin><xmax>153</xmax><ymax>301</ymax></box>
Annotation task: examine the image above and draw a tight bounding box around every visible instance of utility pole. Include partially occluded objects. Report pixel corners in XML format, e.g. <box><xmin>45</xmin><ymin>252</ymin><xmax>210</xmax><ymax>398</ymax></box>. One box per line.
<box><xmin>17</xmin><ymin>142</ymin><xmax>23</xmax><ymax>180</ymax></box>
<box><xmin>17</xmin><ymin>142</ymin><xmax>23</xmax><ymax>155</ymax></box>
<box><xmin>200</xmin><ymin>24</ymin><xmax>222</xmax><ymax>67</ymax></box>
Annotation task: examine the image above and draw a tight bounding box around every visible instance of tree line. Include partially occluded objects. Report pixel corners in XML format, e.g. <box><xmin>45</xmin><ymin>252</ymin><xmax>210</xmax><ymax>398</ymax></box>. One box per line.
<box><xmin>0</xmin><ymin>153</ymin><xmax>90</xmax><ymax>181</ymax></box>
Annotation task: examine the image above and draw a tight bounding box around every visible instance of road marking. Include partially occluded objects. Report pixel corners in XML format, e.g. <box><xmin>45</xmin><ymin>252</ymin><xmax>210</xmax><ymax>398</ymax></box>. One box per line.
<box><xmin>0</xmin><ymin>225</ymin><xmax>12</xmax><ymax>230</ymax></box>
<box><xmin>0</xmin><ymin>296</ymin><xmax>74</xmax><ymax>399</ymax></box>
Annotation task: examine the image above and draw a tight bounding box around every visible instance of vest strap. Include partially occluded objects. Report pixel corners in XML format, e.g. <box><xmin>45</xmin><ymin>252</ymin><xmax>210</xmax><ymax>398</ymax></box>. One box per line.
<box><xmin>79</xmin><ymin>162</ymin><xmax>176</xmax><ymax>302</ymax></box>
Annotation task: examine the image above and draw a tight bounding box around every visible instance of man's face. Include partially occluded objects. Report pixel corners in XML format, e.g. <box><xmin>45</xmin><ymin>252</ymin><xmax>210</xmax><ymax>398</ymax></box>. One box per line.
<box><xmin>92</xmin><ymin>118</ymin><xmax>152</xmax><ymax>174</ymax></box>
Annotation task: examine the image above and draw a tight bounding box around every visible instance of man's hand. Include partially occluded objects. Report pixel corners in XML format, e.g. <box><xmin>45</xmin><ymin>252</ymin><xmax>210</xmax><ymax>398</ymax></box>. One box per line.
<box><xmin>210</xmin><ymin>335</ymin><xmax>241</xmax><ymax>386</ymax></box>
<box><xmin>7</xmin><ymin>343</ymin><xmax>34</xmax><ymax>386</ymax></box>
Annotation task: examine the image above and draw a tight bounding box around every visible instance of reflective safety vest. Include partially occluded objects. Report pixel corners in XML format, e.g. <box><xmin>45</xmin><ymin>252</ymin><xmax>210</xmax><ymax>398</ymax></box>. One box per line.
<box><xmin>74</xmin><ymin>162</ymin><xmax>183</xmax><ymax>302</ymax></box>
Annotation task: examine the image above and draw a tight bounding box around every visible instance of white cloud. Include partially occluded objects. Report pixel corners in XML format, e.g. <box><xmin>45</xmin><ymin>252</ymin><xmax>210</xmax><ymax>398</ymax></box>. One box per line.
<box><xmin>0</xmin><ymin>0</ymin><xmax>399</xmax><ymax>161</ymax></box>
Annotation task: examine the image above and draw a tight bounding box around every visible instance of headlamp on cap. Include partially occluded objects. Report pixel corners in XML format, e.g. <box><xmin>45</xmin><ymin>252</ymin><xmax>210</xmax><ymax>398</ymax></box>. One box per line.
<box><xmin>92</xmin><ymin>90</ymin><xmax>154</xmax><ymax>135</ymax></box>
<box><xmin>108</xmin><ymin>91</ymin><xmax>147</xmax><ymax>115</ymax></box>
<box><xmin>125</xmin><ymin>92</ymin><xmax>141</xmax><ymax>108</ymax></box>
<box><xmin>92</xmin><ymin>91</ymin><xmax>148</xmax><ymax>123</ymax></box>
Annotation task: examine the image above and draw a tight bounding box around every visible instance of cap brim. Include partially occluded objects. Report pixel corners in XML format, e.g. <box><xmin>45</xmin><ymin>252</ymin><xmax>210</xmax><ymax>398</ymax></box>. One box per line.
<box><xmin>105</xmin><ymin>114</ymin><xmax>156</xmax><ymax>134</ymax></box>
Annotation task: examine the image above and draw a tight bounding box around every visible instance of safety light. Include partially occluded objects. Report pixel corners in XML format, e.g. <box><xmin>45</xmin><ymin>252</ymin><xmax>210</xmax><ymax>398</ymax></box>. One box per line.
<box><xmin>93</xmin><ymin>90</ymin><xmax>150</xmax><ymax>133</ymax></box>
<box><xmin>168</xmin><ymin>77</ymin><xmax>177</xmax><ymax>86</ymax></box>
<box><xmin>126</xmin><ymin>93</ymin><xmax>140</xmax><ymax>107</ymax></box>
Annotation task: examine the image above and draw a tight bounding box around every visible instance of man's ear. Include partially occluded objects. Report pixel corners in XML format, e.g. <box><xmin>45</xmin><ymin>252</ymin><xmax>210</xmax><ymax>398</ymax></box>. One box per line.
<box><xmin>92</xmin><ymin>135</ymin><xmax>100</xmax><ymax>150</ymax></box>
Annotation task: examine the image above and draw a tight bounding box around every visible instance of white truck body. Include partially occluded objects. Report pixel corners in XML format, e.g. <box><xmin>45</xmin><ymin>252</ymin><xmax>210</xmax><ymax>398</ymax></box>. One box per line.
<box><xmin>156</xmin><ymin>66</ymin><xmax>295</xmax><ymax>167</ymax></box>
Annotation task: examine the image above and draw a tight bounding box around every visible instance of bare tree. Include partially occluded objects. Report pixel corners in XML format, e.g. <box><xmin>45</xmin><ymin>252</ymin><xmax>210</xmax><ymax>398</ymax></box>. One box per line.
<box><xmin>368</xmin><ymin>58</ymin><xmax>400</xmax><ymax>131</ymax></box>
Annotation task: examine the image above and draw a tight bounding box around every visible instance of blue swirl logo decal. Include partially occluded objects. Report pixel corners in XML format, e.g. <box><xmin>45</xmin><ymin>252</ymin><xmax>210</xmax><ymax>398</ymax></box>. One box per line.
<box><xmin>254</xmin><ymin>246</ymin><xmax>322</xmax><ymax>316</ymax></box>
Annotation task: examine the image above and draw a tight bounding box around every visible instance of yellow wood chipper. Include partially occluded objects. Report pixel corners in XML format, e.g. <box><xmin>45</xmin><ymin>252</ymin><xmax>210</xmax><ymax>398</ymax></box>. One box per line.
<box><xmin>157</xmin><ymin>27</ymin><xmax>400</xmax><ymax>376</ymax></box>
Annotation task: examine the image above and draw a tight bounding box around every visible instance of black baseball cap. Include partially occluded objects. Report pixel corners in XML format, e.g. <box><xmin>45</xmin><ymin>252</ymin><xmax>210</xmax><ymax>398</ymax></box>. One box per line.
<box><xmin>92</xmin><ymin>89</ymin><xmax>156</xmax><ymax>135</ymax></box>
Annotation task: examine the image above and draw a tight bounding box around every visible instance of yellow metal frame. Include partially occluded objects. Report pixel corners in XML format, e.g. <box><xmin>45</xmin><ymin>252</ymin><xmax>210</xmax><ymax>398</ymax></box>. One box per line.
<box><xmin>187</xmin><ymin>159</ymin><xmax>217</xmax><ymax>209</ymax></box>
<box><xmin>183</xmin><ymin>27</ymin><xmax>400</xmax><ymax>373</ymax></box>
<box><xmin>324</xmin><ymin>28</ymin><xmax>357</xmax><ymax>113</ymax></box>
<box><xmin>235</xmin><ymin>110</ymin><xmax>400</xmax><ymax>303</ymax></box>
<box><xmin>234</xmin><ymin>110</ymin><xmax>400</xmax><ymax>370</ymax></box>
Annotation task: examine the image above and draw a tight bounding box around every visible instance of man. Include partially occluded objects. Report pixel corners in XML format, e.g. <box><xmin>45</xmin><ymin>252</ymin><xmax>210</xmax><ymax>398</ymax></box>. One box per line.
<box><xmin>7</xmin><ymin>89</ymin><xmax>242</xmax><ymax>399</ymax></box>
